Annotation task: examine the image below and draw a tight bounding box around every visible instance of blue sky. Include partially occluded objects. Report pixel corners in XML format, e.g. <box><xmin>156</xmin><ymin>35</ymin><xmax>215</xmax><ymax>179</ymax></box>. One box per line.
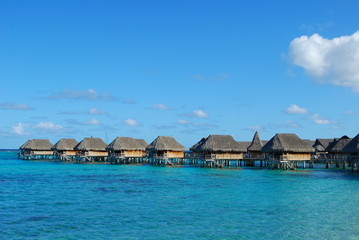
<box><xmin>1</xmin><ymin>0</ymin><xmax>359</xmax><ymax>148</ymax></box>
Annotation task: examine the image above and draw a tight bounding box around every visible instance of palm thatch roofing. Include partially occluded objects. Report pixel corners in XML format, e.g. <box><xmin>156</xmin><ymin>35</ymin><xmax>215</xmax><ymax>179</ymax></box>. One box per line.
<box><xmin>191</xmin><ymin>135</ymin><xmax>246</xmax><ymax>152</ymax></box>
<box><xmin>313</xmin><ymin>138</ymin><xmax>333</xmax><ymax>152</ymax></box>
<box><xmin>326</xmin><ymin>135</ymin><xmax>351</xmax><ymax>152</ymax></box>
<box><xmin>52</xmin><ymin>138</ymin><xmax>78</xmax><ymax>151</ymax></box>
<box><xmin>247</xmin><ymin>131</ymin><xmax>264</xmax><ymax>151</ymax></box>
<box><xmin>135</xmin><ymin>139</ymin><xmax>148</xmax><ymax>148</ymax></box>
<box><xmin>75</xmin><ymin>137</ymin><xmax>107</xmax><ymax>151</ymax></box>
<box><xmin>19</xmin><ymin>140</ymin><xmax>30</xmax><ymax>149</ymax></box>
<box><xmin>343</xmin><ymin>134</ymin><xmax>359</xmax><ymax>153</ymax></box>
<box><xmin>190</xmin><ymin>138</ymin><xmax>206</xmax><ymax>151</ymax></box>
<box><xmin>20</xmin><ymin>139</ymin><xmax>54</xmax><ymax>150</ymax></box>
<box><xmin>107</xmin><ymin>137</ymin><xmax>145</xmax><ymax>151</ymax></box>
<box><xmin>262</xmin><ymin>133</ymin><xmax>314</xmax><ymax>153</ymax></box>
<box><xmin>238</xmin><ymin>141</ymin><xmax>251</xmax><ymax>151</ymax></box>
<box><xmin>146</xmin><ymin>136</ymin><xmax>186</xmax><ymax>151</ymax></box>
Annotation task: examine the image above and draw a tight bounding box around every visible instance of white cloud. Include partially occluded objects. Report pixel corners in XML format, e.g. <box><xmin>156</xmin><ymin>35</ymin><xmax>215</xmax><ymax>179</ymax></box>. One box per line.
<box><xmin>289</xmin><ymin>31</ymin><xmax>359</xmax><ymax>91</ymax></box>
<box><xmin>88</xmin><ymin>108</ymin><xmax>106</xmax><ymax>115</ymax></box>
<box><xmin>12</xmin><ymin>123</ymin><xmax>28</xmax><ymax>135</ymax></box>
<box><xmin>286</xmin><ymin>104</ymin><xmax>308</xmax><ymax>114</ymax></box>
<box><xmin>311</xmin><ymin>114</ymin><xmax>333</xmax><ymax>124</ymax></box>
<box><xmin>85</xmin><ymin>119</ymin><xmax>101</xmax><ymax>125</ymax></box>
<box><xmin>177</xmin><ymin>119</ymin><xmax>191</xmax><ymax>125</ymax></box>
<box><xmin>44</xmin><ymin>89</ymin><xmax>117</xmax><ymax>101</ymax></box>
<box><xmin>193</xmin><ymin>110</ymin><xmax>209</xmax><ymax>118</ymax></box>
<box><xmin>153</xmin><ymin>103</ymin><xmax>171</xmax><ymax>110</ymax></box>
<box><xmin>0</xmin><ymin>102</ymin><xmax>33</xmax><ymax>110</ymax></box>
<box><xmin>248</xmin><ymin>125</ymin><xmax>263</xmax><ymax>132</ymax></box>
<box><xmin>124</xmin><ymin>118</ymin><xmax>139</xmax><ymax>126</ymax></box>
<box><xmin>33</xmin><ymin>122</ymin><xmax>64</xmax><ymax>131</ymax></box>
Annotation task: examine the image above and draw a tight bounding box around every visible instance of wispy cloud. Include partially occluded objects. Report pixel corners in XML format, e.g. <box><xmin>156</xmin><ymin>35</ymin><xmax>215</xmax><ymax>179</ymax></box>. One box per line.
<box><xmin>177</xmin><ymin>119</ymin><xmax>191</xmax><ymax>125</ymax></box>
<box><xmin>153</xmin><ymin>124</ymin><xmax>177</xmax><ymax>130</ymax></box>
<box><xmin>33</xmin><ymin>122</ymin><xmax>64</xmax><ymax>131</ymax></box>
<box><xmin>60</xmin><ymin>108</ymin><xmax>107</xmax><ymax>115</ymax></box>
<box><xmin>345</xmin><ymin>110</ymin><xmax>356</xmax><ymax>115</ymax></box>
<box><xmin>84</xmin><ymin>119</ymin><xmax>101</xmax><ymax>125</ymax></box>
<box><xmin>286</xmin><ymin>104</ymin><xmax>308</xmax><ymax>114</ymax></box>
<box><xmin>88</xmin><ymin>108</ymin><xmax>107</xmax><ymax>115</ymax></box>
<box><xmin>12</xmin><ymin>123</ymin><xmax>29</xmax><ymax>135</ymax></box>
<box><xmin>121</xmin><ymin>98</ymin><xmax>136</xmax><ymax>104</ymax></box>
<box><xmin>123</xmin><ymin>118</ymin><xmax>139</xmax><ymax>126</ymax></box>
<box><xmin>0</xmin><ymin>102</ymin><xmax>34</xmax><ymax>110</ymax></box>
<box><xmin>193</xmin><ymin>110</ymin><xmax>209</xmax><ymax>118</ymax></box>
<box><xmin>192</xmin><ymin>73</ymin><xmax>229</xmax><ymax>81</ymax></box>
<box><xmin>310</xmin><ymin>114</ymin><xmax>334</xmax><ymax>125</ymax></box>
<box><xmin>43</xmin><ymin>89</ymin><xmax>117</xmax><ymax>101</ymax></box>
<box><xmin>152</xmin><ymin>103</ymin><xmax>171</xmax><ymax>110</ymax></box>
<box><xmin>289</xmin><ymin>30</ymin><xmax>359</xmax><ymax>92</ymax></box>
<box><xmin>299</xmin><ymin>21</ymin><xmax>334</xmax><ymax>33</ymax></box>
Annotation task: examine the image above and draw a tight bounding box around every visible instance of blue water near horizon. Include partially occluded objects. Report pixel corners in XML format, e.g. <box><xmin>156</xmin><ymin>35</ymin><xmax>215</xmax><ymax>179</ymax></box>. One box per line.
<box><xmin>1</xmin><ymin>151</ymin><xmax>359</xmax><ymax>239</ymax></box>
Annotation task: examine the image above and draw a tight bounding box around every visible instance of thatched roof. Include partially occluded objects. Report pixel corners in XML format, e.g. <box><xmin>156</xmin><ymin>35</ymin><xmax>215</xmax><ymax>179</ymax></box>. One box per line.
<box><xmin>190</xmin><ymin>137</ymin><xmax>206</xmax><ymax>151</ymax></box>
<box><xmin>107</xmin><ymin>137</ymin><xmax>145</xmax><ymax>151</ymax></box>
<box><xmin>53</xmin><ymin>138</ymin><xmax>78</xmax><ymax>151</ymax></box>
<box><xmin>146</xmin><ymin>136</ymin><xmax>186</xmax><ymax>151</ymax></box>
<box><xmin>19</xmin><ymin>140</ymin><xmax>30</xmax><ymax>149</ymax></box>
<box><xmin>238</xmin><ymin>141</ymin><xmax>251</xmax><ymax>151</ymax></box>
<box><xmin>313</xmin><ymin>138</ymin><xmax>333</xmax><ymax>152</ymax></box>
<box><xmin>326</xmin><ymin>135</ymin><xmax>351</xmax><ymax>152</ymax></box>
<box><xmin>343</xmin><ymin>134</ymin><xmax>359</xmax><ymax>153</ymax></box>
<box><xmin>75</xmin><ymin>137</ymin><xmax>107</xmax><ymax>151</ymax></box>
<box><xmin>20</xmin><ymin>139</ymin><xmax>53</xmax><ymax>150</ymax></box>
<box><xmin>191</xmin><ymin>135</ymin><xmax>246</xmax><ymax>152</ymax></box>
<box><xmin>135</xmin><ymin>139</ymin><xmax>148</xmax><ymax>148</ymax></box>
<box><xmin>262</xmin><ymin>133</ymin><xmax>314</xmax><ymax>153</ymax></box>
<box><xmin>247</xmin><ymin>131</ymin><xmax>264</xmax><ymax>151</ymax></box>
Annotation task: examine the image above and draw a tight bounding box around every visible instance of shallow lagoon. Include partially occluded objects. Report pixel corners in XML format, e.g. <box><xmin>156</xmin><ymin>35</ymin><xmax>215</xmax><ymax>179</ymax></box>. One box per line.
<box><xmin>1</xmin><ymin>151</ymin><xmax>359</xmax><ymax>240</ymax></box>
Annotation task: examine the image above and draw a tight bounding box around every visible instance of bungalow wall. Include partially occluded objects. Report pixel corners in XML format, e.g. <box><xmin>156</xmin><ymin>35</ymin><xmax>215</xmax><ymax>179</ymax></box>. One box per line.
<box><xmin>32</xmin><ymin>150</ymin><xmax>53</xmax><ymax>156</ymax></box>
<box><xmin>248</xmin><ymin>151</ymin><xmax>265</xmax><ymax>159</ymax></box>
<box><xmin>266</xmin><ymin>152</ymin><xmax>311</xmax><ymax>161</ymax></box>
<box><xmin>205</xmin><ymin>152</ymin><xmax>243</xmax><ymax>160</ymax></box>
<box><xmin>166</xmin><ymin>151</ymin><xmax>184</xmax><ymax>158</ymax></box>
<box><xmin>151</xmin><ymin>150</ymin><xmax>184</xmax><ymax>159</ymax></box>
<box><xmin>111</xmin><ymin>150</ymin><xmax>146</xmax><ymax>158</ymax></box>
<box><xmin>57</xmin><ymin>150</ymin><xmax>77</xmax><ymax>156</ymax></box>
<box><xmin>286</xmin><ymin>153</ymin><xmax>311</xmax><ymax>161</ymax></box>
<box><xmin>78</xmin><ymin>150</ymin><xmax>108</xmax><ymax>157</ymax></box>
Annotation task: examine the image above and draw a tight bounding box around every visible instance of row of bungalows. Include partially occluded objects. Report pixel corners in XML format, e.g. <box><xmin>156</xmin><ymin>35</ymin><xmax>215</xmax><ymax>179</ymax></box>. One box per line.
<box><xmin>19</xmin><ymin>136</ymin><xmax>185</xmax><ymax>163</ymax></box>
<box><xmin>18</xmin><ymin>133</ymin><xmax>359</xmax><ymax>168</ymax></box>
<box><xmin>312</xmin><ymin>135</ymin><xmax>355</xmax><ymax>160</ymax></box>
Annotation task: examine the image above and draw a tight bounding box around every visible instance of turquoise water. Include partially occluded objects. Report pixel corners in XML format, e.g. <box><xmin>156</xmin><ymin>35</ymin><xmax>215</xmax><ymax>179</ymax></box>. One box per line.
<box><xmin>1</xmin><ymin>151</ymin><xmax>359</xmax><ymax>239</ymax></box>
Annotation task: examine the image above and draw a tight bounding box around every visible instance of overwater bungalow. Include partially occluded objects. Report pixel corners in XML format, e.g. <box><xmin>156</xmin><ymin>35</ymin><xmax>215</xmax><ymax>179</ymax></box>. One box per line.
<box><xmin>74</xmin><ymin>137</ymin><xmax>108</xmax><ymax>162</ymax></box>
<box><xmin>312</xmin><ymin>138</ymin><xmax>334</xmax><ymax>159</ymax></box>
<box><xmin>325</xmin><ymin>135</ymin><xmax>351</xmax><ymax>160</ymax></box>
<box><xmin>107</xmin><ymin>137</ymin><xmax>146</xmax><ymax>164</ymax></box>
<box><xmin>191</xmin><ymin>135</ymin><xmax>246</xmax><ymax>167</ymax></box>
<box><xmin>52</xmin><ymin>138</ymin><xmax>78</xmax><ymax>161</ymax></box>
<box><xmin>343</xmin><ymin>134</ymin><xmax>359</xmax><ymax>162</ymax></box>
<box><xmin>245</xmin><ymin>131</ymin><xmax>267</xmax><ymax>166</ymax></box>
<box><xmin>19</xmin><ymin>139</ymin><xmax>54</xmax><ymax>160</ymax></box>
<box><xmin>146</xmin><ymin>136</ymin><xmax>186</xmax><ymax>165</ymax></box>
<box><xmin>262</xmin><ymin>133</ymin><xmax>314</xmax><ymax>169</ymax></box>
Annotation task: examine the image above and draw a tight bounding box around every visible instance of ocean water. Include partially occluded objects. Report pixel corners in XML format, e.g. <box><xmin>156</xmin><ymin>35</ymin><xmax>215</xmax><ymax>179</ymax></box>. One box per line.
<box><xmin>1</xmin><ymin>151</ymin><xmax>359</xmax><ymax>240</ymax></box>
